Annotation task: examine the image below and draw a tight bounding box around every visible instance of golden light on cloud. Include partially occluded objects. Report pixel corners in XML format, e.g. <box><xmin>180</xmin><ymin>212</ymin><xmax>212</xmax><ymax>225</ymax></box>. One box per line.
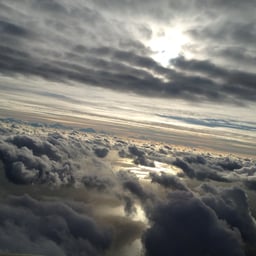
<box><xmin>147</xmin><ymin>26</ymin><xmax>189</xmax><ymax>67</ymax></box>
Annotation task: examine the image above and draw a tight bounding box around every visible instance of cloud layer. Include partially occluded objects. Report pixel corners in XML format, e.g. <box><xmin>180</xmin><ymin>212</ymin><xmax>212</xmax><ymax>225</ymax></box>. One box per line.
<box><xmin>0</xmin><ymin>0</ymin><xmax>255</xmax><ymax>104</ymax></box>
<box><xmin>0</xmin><ymin>120</ymin><xmax>256</xmax><ymax>255</ymax></box>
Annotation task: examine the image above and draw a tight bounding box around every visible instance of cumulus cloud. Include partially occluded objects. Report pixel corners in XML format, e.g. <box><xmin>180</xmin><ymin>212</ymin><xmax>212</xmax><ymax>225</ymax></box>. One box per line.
<box><xmin>171</xmin><ymin>152</ymin><xmax>246</xmax><ymax>182</ymax></box>
<box><xmin>150</xmin><ymin>172</ymin><xmax>189</xmax><ymax>191</ymax></box>
<box><xmin>0</xmin><ymin>131</ymin><xmax>113</xmax><ymax>186</ymax></box>
<box><xmin>143</xmin><ymin>191</ymin><xmax>245</xmax><ymax>256</ymax></box>
<box><xmin>0</xmin><ymin>194</ymin><xmax>111</xmax><ymax>256</ymax></box>
<box><xmin>82</xmin><ymin>175</ymin><xmax>113</xmax><ymax>191</ymax></box>
<box><xmin>0</xmin><ymin>122</ymin><xmax>254</xmax><ymax>189</ymax></box>
<box><xmin>201</xmin><ymin>185</ymin><xmax>256</xmax><ymax>254</ymax></box>
<box><xmin>0</xmin><ymin>121</ymin><xmax>256</xmax><ymax>255</ymax></box>
<box><xmin>244</xmin><ymin>178</ymin><xmax>256</xmax><ymax>191</ymax></box>
<box><xmin>117</xmin><ymin>171</ymin><xmax>149</xmax><ymax>201</ymax></box>
<box><xmin>94</xmin><ymin>147</ymin><xmax>109</xmax><ymax>158</ymax></box>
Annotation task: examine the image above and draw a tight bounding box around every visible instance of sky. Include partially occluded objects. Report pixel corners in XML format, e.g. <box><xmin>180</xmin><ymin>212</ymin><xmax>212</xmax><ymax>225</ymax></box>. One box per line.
<box><xmin>0</xmin><ymin>0</ymin><xmax>256</xmax><ymax>155</ymax></box>
<box><xmin>0</xmin><ymin>2</ymin><xmax>256</xmax><ymax>256</ymax></box>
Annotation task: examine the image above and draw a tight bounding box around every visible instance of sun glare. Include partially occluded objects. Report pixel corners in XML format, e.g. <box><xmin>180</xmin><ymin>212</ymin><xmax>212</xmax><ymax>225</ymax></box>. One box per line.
<box><xmin>147</xmin><ymin>26</ymin><xmax>189</xmax><ymax>67</ymax></box>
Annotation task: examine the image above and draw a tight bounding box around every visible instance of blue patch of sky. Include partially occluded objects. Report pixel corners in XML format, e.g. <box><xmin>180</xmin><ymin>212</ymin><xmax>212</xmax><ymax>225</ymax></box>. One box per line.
<box><xmin>158</xmin><ymin>115</ymin><xmax>256</xmax><ymax>131</ymax></box>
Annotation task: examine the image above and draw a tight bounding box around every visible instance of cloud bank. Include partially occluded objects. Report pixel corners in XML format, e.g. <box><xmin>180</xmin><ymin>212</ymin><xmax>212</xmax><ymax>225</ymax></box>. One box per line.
<box><xmin>0</xmin><ymin>120</ymin><xmax>256</xmax><ymax>255</ymax></box>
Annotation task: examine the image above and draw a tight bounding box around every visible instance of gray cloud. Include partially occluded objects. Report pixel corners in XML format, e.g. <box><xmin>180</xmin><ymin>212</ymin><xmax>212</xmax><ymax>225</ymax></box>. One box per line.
<box><xmin>150</xmin><ymin>172</ymin><xmax>189</xmax><ymax>191</ymax></box>
<box><xmin>0</xmin><ymin>121</ymin><xmax>256</xmax><ymax>255</ymax></box>
<box><xmin>188</xmin><ymin>21</ymin><xmax>256</xmax><ymax>47</ymax></box>
<box><xmin>0</xmin><ymin>122</ymin><xmax>252</xmax><ymax>188</ymax></box>
<box><xmin>0</xmin><ymin>132</ymin><xmax>109</xmax><ymax>186</ymax></box>
<box><xmin>244</xmin><ymin>178</ymin><xmax>256</xmax><ymax>191</ymax></box>
<box><xmin>171</xmin><ymin>152</ymin><xmax>245</xmax><ymax>182</ymax></box>
<box><xmin>0</xmin><ymin>194</ymin><xmax>111</xmax><ymax>256</ymax></box>
<box><xmin>82</xmin><ymin>175</ymin><xmax>113</xmax><ymax>191</ymax></box>
<box><xmin>0</xmin><ymin>20</ymin><xmax>31</xmax><ymax>38</ymax></box>
<box><xmin>143</xmin><ymin>191</ymin><xmax>245</xmax><ymax>256</ymax></box>
<box><xmin>171</xmin><ymin>56</ymin><xmax>256</xmax><ymax>101</ymax></box>
<box><xmin>201</xmin><ymin>185</ymin><xmax>256</xmax><ymax>250</ymax></box>
<box><xmin>117</xmin><ymin>171</ymin><xmax>149</xmax><ymax>201</ymax></box>
<box><xmin>0</xmin><ymin>0</ymin><xmax>255</xmax><ymax>105</ymax></box>
<box><xmin>94</xmin><ymin>148</ymin><xmax>109</xmax><ymax>158</ymax></box>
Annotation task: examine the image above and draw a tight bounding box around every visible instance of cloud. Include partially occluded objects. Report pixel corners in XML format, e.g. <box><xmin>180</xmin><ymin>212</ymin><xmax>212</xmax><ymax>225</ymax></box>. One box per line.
<box><xmin>0</xmin><ymin>123</ymin><xmax>253</xmax><ymax>189</ymax></box>
<box><xmin>0</xmin><ymin>0</ymin><xmax>255</xmax><ymax>105</ymax></box>
<box><xmin>150</xmin><ymin>172</ymin><xmax>189</xmax><ymax>191</ymax></box>
<box><xmin>142</xmin><ymin>191</ymin><xmax>245</xmax><ymax>256</ymax></box>
<box><xmin>216</xmin><ymin>157</ymin><xmax>242</xmax><ymax>171</ymax></box>
<box><xmin>171</xmin><ymin>56</ymin><xmax>256</xmax><ymax>102</ymax></box>
<box><xmin>201</xmin><ymin>185</ymin><xmax>256</xmax><ymax>249</ymax></box>
<box><xmin>0</xmin><ymin>20</ymin><xmax>31</xmax><ymax>38</ymax></box>
<box><xmin>0</xmin><ymin>132</ymin><xmax>109</xmax><ymax>186</ymax></box>
<box><xmin>94</xmin><ymin>148</ymin><xmax>109</xmax><ymax>158</ymax></box>
<box><xmin>118</xmin><ymin>171</ymin><xmax>149</xmax><ymax>201</ymax></box>
<box><xmin>0</xmin><ymin>194</ymin><xmax>111</xmax><ymax>256</ymax></box>
<box><xmin>82</xmin><ymin>175</ymin><xmax>113</xmax><ymax>191</ymax></box>
<box><xmin>244</xmin><ymin>178</ymin><xmax>256</xmax><ymax>190</ymax></box>
<box><xmin>188</xmin><ymin>21</ymin><xmax>256</xmax><ymax>47</ymax></box>
<box><xmin>236</xmin><ymin>167</ymin><xmax>256</xmax><ymax>178</ymax></box>
<box><xmin>172</xmin><ymin>158</ymin><xmax>195</xmax><ymax>178</ymax></box>
<box><xmin>171</xmin><ymin>153</ymin><xmax>244</xmax><ymax>182</ymax></box>
<box><xmin>0</xmin><ymin>120</ymin><xmax>256</xmax><ymax>255</ymax></box>
<box><xmin>7</xmin><ymin>134</ymin><xmax>62</xmax><ymax>161</ymax></box>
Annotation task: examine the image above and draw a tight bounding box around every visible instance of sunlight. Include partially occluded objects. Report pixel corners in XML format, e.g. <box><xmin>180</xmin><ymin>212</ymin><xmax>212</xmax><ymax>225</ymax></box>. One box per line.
<box><xmin>147</xmin><ymin>26</ymin><xmax>189</xmax><ymax>67</ymax></box>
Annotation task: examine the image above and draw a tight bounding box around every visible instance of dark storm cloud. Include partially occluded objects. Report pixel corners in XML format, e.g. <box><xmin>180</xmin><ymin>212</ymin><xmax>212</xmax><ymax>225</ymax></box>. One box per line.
<box><xmin>143</xmin><ymin>191</ymin><xmax>245</xmax><ymax>256</ymax></box>
<box><xmin>0</xmin><ymin>194</ymin><xmax>111</xmax><ymax>256</ymax></box>
<box><xmin>0</xmin><ymin>1</ymin><xmax>255</xmax><ymax>104</ymax></box>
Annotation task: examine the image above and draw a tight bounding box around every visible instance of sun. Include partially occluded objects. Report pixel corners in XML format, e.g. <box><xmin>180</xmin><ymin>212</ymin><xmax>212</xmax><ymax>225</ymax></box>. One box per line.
<box><xmin>147</xmin><ymin>26</ymin><xmax>189</xmax><ymax>67</ymax></box>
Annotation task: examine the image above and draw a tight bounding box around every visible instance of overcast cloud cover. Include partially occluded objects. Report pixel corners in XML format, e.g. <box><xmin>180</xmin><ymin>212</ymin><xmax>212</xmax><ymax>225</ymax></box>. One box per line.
<box><xmin>0</xmin><ymin>0</ymin><xmax>255</xmax><ymax>104</ymax></box>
